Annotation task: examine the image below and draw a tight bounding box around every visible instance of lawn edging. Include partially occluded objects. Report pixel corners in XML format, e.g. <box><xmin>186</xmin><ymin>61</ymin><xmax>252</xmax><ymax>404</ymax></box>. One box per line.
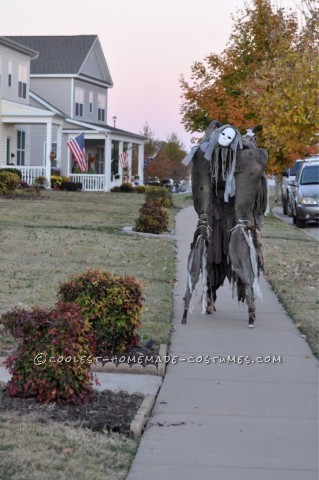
<box><xmin>91</xmin><ymin>344</ymin><xmax>168</xmax><ymax>377</ymax></box>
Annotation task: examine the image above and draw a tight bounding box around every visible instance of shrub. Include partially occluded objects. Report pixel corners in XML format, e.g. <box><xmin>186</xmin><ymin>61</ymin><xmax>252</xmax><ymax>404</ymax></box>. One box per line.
<box><xmin>51</xmin><ymin>175</ymin><xmax>63</xmax><ymax>189</ymax></box>
<box><xmin>145</xmin><ymin>185</ymin><xmax>173</xmax><ymax>207</ymax></box>
<box><xmin>19</xmin><ymin>180</ymin><xmax>31</xmax><ymax>189</ymax></box>
<box><xmin>119</xmin><ymin>182</ymin><xmax>134</xmax><ymax>193</ymax></box>
<box><xmin>51</xmin><ymin>175</ymin><xmax>69</xmax><ymax>189</ymax></box>
<box><xmin>0</xmin><ymin>168</ymin><xmax>22</xmax><ymax>179</ymax></box>
<box><xmin>34</xmin><ymin>176</ymin><xmax>49</xmax><ymax>188</ymax></box>
<box><xmin>135</xmin><ymin>200</ymin><xmax>169</xmax><ymax>234</ymax></box>
<box><xmin>58</xmin><ymin>269</ymin><xmax>144</xmax><ymax>354</ymax></box>
<box><xmin>134</xmin><ymin>185</ymin><xmax>146</xmax><ymax>194</ymax></box>
<box><xmin>110</xmin><ymin>186</ymin><xmax>120</xmax><ymax>192</ymax></box>
<box><xmin>1</xmin><ymin>302</ymin><xmax>95</xmax><ymax>405</ymax></box>
<box><xmin>0</xmin><ymin>171</ymin><xmax>21</xmax><ymax>195</ymax></box>
<box><xmin>60</xmin><ymin>181</ymin><xmax>82</xmax><ymax>191</ymax></box>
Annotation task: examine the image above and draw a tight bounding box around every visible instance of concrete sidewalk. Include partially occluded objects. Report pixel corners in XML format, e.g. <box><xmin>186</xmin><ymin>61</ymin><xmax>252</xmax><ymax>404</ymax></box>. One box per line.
<box><xmin>127</xmin><ymin>206</ymin><xmax>318</xmax><ymax>480</ymax></box>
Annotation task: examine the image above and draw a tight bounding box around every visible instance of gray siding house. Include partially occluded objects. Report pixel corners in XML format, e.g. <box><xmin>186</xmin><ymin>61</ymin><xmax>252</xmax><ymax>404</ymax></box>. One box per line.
<box><xmin>0</xmin><ymin>35</ymin><xmax>145</xmax><ymax>190</ymax></box>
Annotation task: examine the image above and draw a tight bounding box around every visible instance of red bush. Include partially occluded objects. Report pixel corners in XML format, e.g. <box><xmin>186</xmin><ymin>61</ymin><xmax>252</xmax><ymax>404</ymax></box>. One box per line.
<box><xmin>1</xmin><ymin>302</ymin><xmax>95</xmax><ymax>405</ymax></box>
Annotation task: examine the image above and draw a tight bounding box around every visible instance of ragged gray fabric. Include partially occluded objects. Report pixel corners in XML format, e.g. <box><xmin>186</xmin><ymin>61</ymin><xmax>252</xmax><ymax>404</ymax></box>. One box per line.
<box><xmin>181</xmin><ymin>120</ymin><xmax>222</xmax><ymax>167</ymax></box>
<box><xmin>203</xmin><ymin>124</ymin><xmax>243</xmax><ymax>202</ymax></box>
<box><xmin>234</xmin><ymin>148</ymin><xmax>268</xmax><ymax>223</ymax></box>
<box><xmin>182</xmin><ymin>121</ymin><xmax>268</xmax><ymax>324</ymax></box>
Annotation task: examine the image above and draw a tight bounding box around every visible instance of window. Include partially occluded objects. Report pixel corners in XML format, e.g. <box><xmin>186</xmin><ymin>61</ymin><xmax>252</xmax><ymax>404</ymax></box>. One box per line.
<box><xmin>18</xmin><ymin>65</ymin><xmax>27</xmax><ymax>99</ymax></box>
<box><xmin>89</xmin><ymin>91</ymin><xmax>93</xmax><ymax>113</ymax></box>
<box><xmin>75</xmin><ymin>87</ymin><xmax>84</xmax><ymax>117</ymax></box>
<box><xmin>44</xmin><ymin>142</ymin><xmax>58</xmax><ymax>167</ymax></box>
<box><xmin>50</xmin><ymin>142</ymin><xmax>58</xmax><ymax>159</ymax></box>
<box><xmin>6</xmin><ymin>138</ymin><xmax>11</xmax><ymax>165</ymax></box>
<box><xmin>300</xmin><ymin>165</ymin><xmax>319</xmax><ymax>185</ymax></box>
<box><xmin>44</xmin><ymin>141</ymin><xmax>57</xmax><ymax>158</ymax></box>
<box><xmin>8</xmin><ymin>61</ymin><xmax>12</xmax><ymax>87</ymax></box>
<box><xmin>98</xmin><ymin>94</ymin><xmax>106</xmax><ymax>122</ymax></box>
<box><xmin>290</xmin><ymin>161</ymin><xmax>303</xmax><ymax>176</ymax></box>
<box><xmin>17</xmin><ymin>130</ymin><xmax>26</xmax><ymax>165</ymax></box>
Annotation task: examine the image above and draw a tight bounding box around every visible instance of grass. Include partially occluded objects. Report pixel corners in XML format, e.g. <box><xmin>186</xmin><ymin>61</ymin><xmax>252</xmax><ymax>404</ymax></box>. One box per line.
<box><xmin>0</xmin><ymin>189</ymin><xmax>187</xmax><ymax>480</ymax></box>
<box><xmin>0</xmin><ymin>190</ymin><xmax>185</xmax><ymax>348</ymax></box>
<box><xmin>262</xmin><ymin>207</ymin><xmax>319</xmax><ymax>357</ymax></box>
<box><xmin>0</xmin><ymin>411</ymin><xmax>139</xmax><ymax>480</ymax></box>
<box><xmin>0</xmin><ymin>187</ymin><xmax>317</xmax><ymax>478</ymax></box>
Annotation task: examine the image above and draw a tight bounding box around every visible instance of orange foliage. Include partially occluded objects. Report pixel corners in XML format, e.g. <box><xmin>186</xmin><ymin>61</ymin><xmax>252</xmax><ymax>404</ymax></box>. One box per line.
<box><xmin>179</xmin><ymin>0</ymin><xmax>319</xmax><ymax>173</ymax></box>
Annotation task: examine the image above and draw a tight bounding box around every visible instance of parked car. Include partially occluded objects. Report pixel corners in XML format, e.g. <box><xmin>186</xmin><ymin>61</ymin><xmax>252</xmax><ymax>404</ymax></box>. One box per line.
<box><xmin>161</xmin><ymin>178</ymin><xmax>174</xmax><ymax>190</ymax></box>
<box><xmin>281</xmin><ymin>156</ymin><xmax>319</xmax><ymax>216</ymax></box>
<box><xmin>172</xmin><ymin>180</ymin><xmax>183</xmax><ymax>193</ymax></box>
<box><xmin>144</xmin><ymin>177</ymin><xmax>161</xmax><ymax>186</ymax></box>
<box><xmin>290</xmin><ymin>161</ymin><xmax>319</xmax><ymax>228</ymax></box>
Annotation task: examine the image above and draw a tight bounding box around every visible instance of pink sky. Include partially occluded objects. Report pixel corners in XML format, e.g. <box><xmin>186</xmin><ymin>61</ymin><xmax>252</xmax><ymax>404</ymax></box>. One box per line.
<box><xmin>3</xmin><ymin>0</ymin><xmax>299</xmax><ymax>150</ymax></box>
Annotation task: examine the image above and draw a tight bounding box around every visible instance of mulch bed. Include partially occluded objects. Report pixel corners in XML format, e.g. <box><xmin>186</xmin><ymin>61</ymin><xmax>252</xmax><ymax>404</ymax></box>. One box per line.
<box><xmin>0</xmin><ymin>386</ymin><xmax>143</xmax><ymax>436</ymax></box>
<box><xmin>0</xmin><ymin>344</ymin><xmax>160</xmax><ymax>436</ymax></box>
<box><xmin>0</xmin><ymin>191</ymin><xmax>45</xmax><ymax>200</ymax></box>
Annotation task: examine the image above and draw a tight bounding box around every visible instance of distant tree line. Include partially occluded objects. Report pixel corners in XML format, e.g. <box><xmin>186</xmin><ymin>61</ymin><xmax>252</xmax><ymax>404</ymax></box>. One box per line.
<box><xmin>141</xmin><ymin>123</ymin><xmax>188</xmax><ymax>181</ymax></box>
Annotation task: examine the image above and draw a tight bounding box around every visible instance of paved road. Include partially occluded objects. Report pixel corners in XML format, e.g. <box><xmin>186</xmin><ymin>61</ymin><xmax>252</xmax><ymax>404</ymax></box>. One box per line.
<box><xmin>272</xmin><ymin>206</ymin><xmax>319</xmax><ymax>241</ymax></box>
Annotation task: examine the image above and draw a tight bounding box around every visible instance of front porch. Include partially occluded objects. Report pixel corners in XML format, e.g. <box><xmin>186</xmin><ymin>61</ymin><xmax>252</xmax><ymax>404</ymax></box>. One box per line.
<box><xmin>5</xmin><ymin>167</ymin><xmax>134</xmax><ymax>192</ymax></box>
<box><xmin>69</xmin><ymin>173</ymin><xmax>122</xmax><ymax>191</ymax></box>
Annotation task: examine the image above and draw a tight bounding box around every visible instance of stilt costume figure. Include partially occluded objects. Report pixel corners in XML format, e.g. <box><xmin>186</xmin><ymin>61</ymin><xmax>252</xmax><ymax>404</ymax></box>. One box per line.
<box><xmin>182</xmin><ymin>121</ymin><xmax>268</xmax><ymax>327</ymax></box>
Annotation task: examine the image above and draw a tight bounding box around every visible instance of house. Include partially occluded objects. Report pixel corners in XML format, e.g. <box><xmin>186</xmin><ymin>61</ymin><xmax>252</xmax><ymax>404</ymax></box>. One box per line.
<box><xmin>0</xmin><ymin>35</ymin><xmax>145</xmax><ymax>190</ymax></box>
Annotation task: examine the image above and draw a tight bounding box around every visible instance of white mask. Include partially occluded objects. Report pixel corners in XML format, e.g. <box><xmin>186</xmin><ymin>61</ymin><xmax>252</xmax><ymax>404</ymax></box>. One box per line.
<box><xmin>218</xmin><ymin>127</ymin><xmax>236</xmax><ymax>147</ymax></box>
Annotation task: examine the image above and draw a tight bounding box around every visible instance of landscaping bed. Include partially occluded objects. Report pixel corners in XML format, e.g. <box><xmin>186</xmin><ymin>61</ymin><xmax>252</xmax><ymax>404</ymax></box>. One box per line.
<box><xmin>0</xmin><ymin>384</ymin><xmax>143</xmax><ymax>436</ymax></box>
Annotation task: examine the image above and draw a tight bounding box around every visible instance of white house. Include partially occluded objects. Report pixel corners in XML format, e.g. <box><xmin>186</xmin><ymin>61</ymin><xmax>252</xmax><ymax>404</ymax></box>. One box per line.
<box><xmin>0</xmin><ymin>35</ymin><xmax>145</xmax><ymax>190</ymax></box>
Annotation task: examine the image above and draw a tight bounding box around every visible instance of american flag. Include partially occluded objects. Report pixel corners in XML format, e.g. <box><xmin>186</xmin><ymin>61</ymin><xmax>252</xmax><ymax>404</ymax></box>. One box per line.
<box><xmin>119</xmin><ymin>150</ymin><xmax>129</xmax><ymax>169</ymax></box>
<box><xmin>67</xmin><ymin>133</ymin><xmax>87</xmax><ymax>172</ymax></box>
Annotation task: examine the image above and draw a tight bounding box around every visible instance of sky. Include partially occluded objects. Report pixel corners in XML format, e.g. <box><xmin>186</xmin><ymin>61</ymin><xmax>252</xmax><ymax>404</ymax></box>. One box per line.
<box><xmin>2</xmin><ymin>0</ymin><xmax>300</xmax><ymax>150</ymax></box>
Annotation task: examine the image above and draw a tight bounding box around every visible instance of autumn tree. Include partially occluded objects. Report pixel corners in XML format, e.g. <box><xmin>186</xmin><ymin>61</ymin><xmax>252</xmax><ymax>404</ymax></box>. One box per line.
<box><xmin>140</xmin><ymin>122</ymin><xmax>159</xmax><ymax>158</ymax></box>
<box><xmin>144</xmin><ymin>133</ymin><xmax>187</xmax><ymax>180</ymax></box>
<box><xmin>180</xmin><ymin>0</ymin><xmax>318</xmax><ymax>172</ymax></box>
<box><xmin>250</xmin><ymin>1</ymin><xmax>319</xmax><ymax>170</ymax></box>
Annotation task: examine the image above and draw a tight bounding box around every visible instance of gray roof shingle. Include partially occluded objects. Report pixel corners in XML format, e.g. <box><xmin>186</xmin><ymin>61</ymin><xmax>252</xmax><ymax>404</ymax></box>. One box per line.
<box><xmin>7</xmin><ymin>35</ymin><xmax>98</xmax><ymax>74</ymax></box>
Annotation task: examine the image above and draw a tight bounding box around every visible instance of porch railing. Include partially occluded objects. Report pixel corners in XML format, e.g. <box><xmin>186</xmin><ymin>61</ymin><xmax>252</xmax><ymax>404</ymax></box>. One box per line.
<box><xmin>4</xmin><ymin>166</ymin><xmax>46</xmax><ymax>185</ymax></box>
<box><xmin>70</xmin><ymin>174</ymin><xmax>105</xmax><ymax>191</ymax></box>
<box><xmin>2</xmin><ymin>166</ymin><xmax>119</xmax><ymax>192</ymax></box>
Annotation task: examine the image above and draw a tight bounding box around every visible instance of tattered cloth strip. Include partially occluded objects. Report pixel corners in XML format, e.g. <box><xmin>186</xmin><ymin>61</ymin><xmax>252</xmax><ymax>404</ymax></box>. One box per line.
<box><xmin>186</xmin><ymin>216</ymin><xmax>212</xmax><ymax>315</ymax></box>
<box><xmin>204</xmin><ymin>125</ymin><xmax>242</xmax><ymax>202</ymax></box>
<box><xmin>231</xmin><ymin>222</ymin><xmax>262</xmax><ymax>301</ymax></box>
<box><xmin>182</xmin><ymin>124</ymin><xmax>243</xmax><ymax>203</ymax></box>
<box><xmin>182</xmin><ymin>120</ymin><xmax>222</xmax><ymax>167</ymax></box>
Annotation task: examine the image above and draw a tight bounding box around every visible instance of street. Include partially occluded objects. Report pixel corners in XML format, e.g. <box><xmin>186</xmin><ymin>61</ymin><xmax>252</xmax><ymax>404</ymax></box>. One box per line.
<box><xmin>272</xmin><ymin>206</ymin><xmax>319</xmax><ymax>241</ymax></box>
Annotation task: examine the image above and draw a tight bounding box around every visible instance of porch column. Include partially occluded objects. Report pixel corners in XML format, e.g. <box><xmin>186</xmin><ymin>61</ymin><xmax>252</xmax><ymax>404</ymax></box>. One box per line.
<box><xmin>128</xmin><ymin>142</ymin><xmax>132</xmax><ymax>179</ymax></box>
<box><xmin>118</xmin><ymin>141</ymin><xmax>124</xmax><ymax>181</ymax></box>
<box><xmin>104</xmin><ymin>135</ymin><xmax>112</xmax><ymax>192</ymax></box>
<box><xmin>45</xmin><ymin>120</ymin><xmax>52</xmax><ymax>188</ymax></box>
<box><xmin>138</xmin><ymin>143</ymin><xmax>144</xmax><ymax>183</ymax></box>
<box><xmin>56</xmin><ymin>124</ymin><xmax>63</xmax><ymax>172</ymax></box>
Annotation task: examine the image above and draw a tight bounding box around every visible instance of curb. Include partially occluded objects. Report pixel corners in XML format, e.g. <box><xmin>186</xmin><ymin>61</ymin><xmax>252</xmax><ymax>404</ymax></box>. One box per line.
<box><xmin>91</xmin><ymin>344</ymin><xmax>168</xmax><ymax>377</ymax></box>
<box><xmin>123</xmin><ymin>226</ymin><xmax>175</xmax><ymax>239</ymax></box>
<box><xmin>130</xmin><ymin>393</ymin><xmax>156</xmax><ymax>438</ymax></box>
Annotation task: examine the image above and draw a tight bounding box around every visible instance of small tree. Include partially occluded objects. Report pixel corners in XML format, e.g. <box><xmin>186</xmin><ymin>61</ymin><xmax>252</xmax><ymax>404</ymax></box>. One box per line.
<box><xmin>135</xmin><ymin>201</ymin><xmax>169</xmax><ymax>235</ymax></box>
